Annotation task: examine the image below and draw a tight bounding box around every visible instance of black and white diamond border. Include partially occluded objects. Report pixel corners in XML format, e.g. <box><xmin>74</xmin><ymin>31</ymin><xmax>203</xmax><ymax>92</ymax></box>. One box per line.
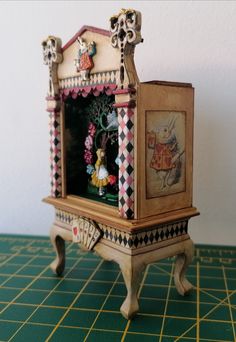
<box><xmin>55</xmin><ymin>209</ymin><xmax>188</xmax><ymax>250</ymax></box>
<box><xmin>59</xmin><ymin>70</ymin><xmax>119</xmax><ymax>89</ymax></box>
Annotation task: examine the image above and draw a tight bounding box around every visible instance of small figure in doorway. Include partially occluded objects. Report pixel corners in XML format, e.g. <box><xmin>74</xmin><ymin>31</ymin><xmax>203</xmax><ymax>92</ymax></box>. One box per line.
<box><xmin>91</xmin><ymin>148</ymin><xmax>109</xmax><ymax>196</ymax></box>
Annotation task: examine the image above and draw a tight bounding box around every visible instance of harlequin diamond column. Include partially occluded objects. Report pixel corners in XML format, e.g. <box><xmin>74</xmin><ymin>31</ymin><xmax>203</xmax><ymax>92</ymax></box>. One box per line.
<box><xmin>117</xmin><ymin>105</ymin><xmax>135</xmax><ymax>219</ymax></box>
<box><xmin>42</xmin><ymin>36</ymin><xmax>63</xmax><ymax>198</ymax></box>
<box><xmin>110</xmin><ymin>9</ymin><xmax>142</xmax><ymax>219</ymax></box>
<box><xmin>48</xmin><ymin>106</ymin><xmax>62</xmax><ymax>197</ymax></box>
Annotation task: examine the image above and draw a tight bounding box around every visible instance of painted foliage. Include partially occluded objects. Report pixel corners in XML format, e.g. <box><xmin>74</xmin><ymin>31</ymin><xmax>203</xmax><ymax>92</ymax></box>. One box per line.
<box><xmin>146</xmin><ymin>111</ymin><xmax>186</xmax><ymax>198</ymax></box>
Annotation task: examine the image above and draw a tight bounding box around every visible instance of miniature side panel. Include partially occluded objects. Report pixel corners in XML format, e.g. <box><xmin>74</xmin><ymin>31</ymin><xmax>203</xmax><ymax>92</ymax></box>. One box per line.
<box><xmin>136</xmin><ymin>83</ymin><xmax>194</xmax><ymax>218</ymax></box>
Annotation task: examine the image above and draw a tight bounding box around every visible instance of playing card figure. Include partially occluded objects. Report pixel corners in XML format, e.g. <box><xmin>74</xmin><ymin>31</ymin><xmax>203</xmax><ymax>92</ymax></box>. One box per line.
<box><xmin>148</xmin><ymin>116</ymin><xmax>184</xmax><ymax>191</ymax></box>
<box><xmin>74</xmin><ymin>37</ymin><xmax>96</xmax><ymax>81</ymax></box>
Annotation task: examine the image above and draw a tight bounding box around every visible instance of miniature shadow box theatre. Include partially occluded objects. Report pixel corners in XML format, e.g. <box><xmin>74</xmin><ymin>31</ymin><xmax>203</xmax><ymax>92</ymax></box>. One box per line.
<box><xmin>42</xmin><ymin>9</ymin><xmax>199</xmax><ymax>319</ymax></box>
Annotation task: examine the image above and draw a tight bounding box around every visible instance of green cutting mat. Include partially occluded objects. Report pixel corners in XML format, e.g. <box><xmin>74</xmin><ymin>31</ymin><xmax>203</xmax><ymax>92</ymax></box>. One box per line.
<box><xmin>0</xmin><ymin>234</ymin><xmax>235</xmax><ymax>342</ymax></box>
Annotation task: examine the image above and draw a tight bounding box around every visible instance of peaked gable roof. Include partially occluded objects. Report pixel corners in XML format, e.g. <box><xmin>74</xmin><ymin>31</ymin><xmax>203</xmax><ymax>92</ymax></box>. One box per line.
<box><xmin>62</xmin><ymin>25</ymin><xmax>111</xmax><ymax>52</ymax></box>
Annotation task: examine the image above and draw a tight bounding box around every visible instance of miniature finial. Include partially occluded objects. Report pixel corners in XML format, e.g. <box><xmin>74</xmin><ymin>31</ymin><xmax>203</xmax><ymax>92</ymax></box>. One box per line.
<box><xmin>110</xmin><ymin>8</ymin><xmax>142</xmax><ymax>49</ymax></box>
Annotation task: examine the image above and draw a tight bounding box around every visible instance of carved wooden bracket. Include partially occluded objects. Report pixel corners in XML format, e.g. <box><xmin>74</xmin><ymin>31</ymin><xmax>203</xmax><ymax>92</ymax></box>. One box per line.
<box><xmin>42</xmin><ymin>36</ymin><xmax>63</xmax><ymax>98</ymax></box>
<box><xmin>72</xmin><ymin>217</ymin><xmax>103</xmax><ymax>250</ymax></box>
<box><xmin>110</xmin><ymin>9</ymin><xmax>143</xmax><ymax>88</ymax></box>
<box><xmin>110</xmin><ymin>9</ymin><xmax>142</xmax><ymax>50</ymax></box>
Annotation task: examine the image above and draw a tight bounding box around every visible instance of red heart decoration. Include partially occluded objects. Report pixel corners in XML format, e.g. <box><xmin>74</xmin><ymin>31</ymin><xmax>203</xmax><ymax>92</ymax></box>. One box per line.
<box><xmin>73</xmin><ymin>227</ymin><xmax>78</xmax><ymax>236</ymax></box>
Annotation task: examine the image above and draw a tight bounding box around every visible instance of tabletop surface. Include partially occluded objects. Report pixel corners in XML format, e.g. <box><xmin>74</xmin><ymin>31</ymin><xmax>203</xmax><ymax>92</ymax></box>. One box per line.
<box><xmin>0</xmin><ymin>234</ymin><xmax>235</xmax><ymax>342</ymax></box>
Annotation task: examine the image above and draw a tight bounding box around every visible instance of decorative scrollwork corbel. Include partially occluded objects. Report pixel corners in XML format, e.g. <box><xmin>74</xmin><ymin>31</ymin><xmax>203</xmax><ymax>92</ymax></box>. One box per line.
<box><xmin>42</xmin><ymin>36</ymin><xmax>63</xmax><ymax>97</ymax></box>
<box><xmin>110</xmin><ymin>9</ymin><xmax>143</xmax><ymax>88</ymax></box>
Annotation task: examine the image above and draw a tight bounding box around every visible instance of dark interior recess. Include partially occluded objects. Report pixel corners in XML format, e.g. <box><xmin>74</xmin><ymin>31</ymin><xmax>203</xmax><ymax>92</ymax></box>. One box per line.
<box><xmin>64</xmin><ymin>92</ymin><xmax>118</xmax><ymax>207</ymax></box>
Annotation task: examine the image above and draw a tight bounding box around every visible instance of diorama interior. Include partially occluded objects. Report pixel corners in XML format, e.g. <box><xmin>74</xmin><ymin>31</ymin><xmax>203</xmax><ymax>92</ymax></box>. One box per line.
<box><xmin>64</xmin><ymin>93</ymin><xmax>119</xmax><ymax>205</ymax></box>
<box><xmin>42</xmin><ymin>8</ymin><xmax>199</xmax><ymax>319</ymax></box>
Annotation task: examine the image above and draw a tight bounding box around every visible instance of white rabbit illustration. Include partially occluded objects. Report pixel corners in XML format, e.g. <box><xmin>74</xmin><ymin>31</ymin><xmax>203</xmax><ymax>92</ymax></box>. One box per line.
<box><xmin>149</xmin><ymin>115</ymin><xmax>184</xmax><ymax>190</ymax></box>
<box><xmin>74</xmin><ymin>37</ymin><xmax>96</xmax><ymax>81</ymax></box>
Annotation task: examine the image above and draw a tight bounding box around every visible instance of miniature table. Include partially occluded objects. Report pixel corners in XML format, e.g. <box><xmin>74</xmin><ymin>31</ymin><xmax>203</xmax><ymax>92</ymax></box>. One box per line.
<box><xmin>42</xmin><ymin>8</ymin><xmax>199</xmax><ymax>319</ymax></box>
